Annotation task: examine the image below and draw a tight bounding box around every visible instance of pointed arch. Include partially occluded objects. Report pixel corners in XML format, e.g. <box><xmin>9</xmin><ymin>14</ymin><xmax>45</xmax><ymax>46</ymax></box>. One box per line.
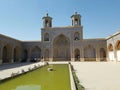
<box><xmin>74</xmin><ymin>49</ymin><xmax>80</xmax><ymax>61</ymax></box>
<box><xmin>115</xmin><ymin>40</ymin><xmax>120</xmax><ymax>61</ymax></box>
<box><xmin>75</xmin><ymin>19</ymin><xmax>78</xmax><ymax>26</ymax></box>
<box><xmin>0</xmin><ymin>41</ymin><xmax>2</xmax><ymax>61</ymax></box>
<box><xmin>100</xmin><ymin>48</ymin><xmax>106</xmax><ymax>61</ymax></box>
<box><xmin>22</xmin><ymin>49</ymin><xmax>28</xmax><ymax>62</ymax></box>
<box><xmin>2</xmin><ymin>44</ymin><xmax>12</xmax><ymax>63</ymax></box>
<box><xmin>44</xmin><ymin>33</ymin><xmax>49</xmax><ymax>41</ymax></box>
<box><xmin>31</xmin><ymin>46</ymin><xmax>41</xmax><ymax>60</ymax></box>
<box><xmin>45</xmin><ymin>20</ymin><xmax>49</xmax><ymax>27</ymax></box>
<box><xmin>74</xmin><ymin>32</ymin><xmax>80</xmax><ymax>40</ymax></box>
<box><xmin>44</xmin><ymin>49</ymin><xmax>49</xmax><ymax>61</ymax></box>
<box><xmin>84</xmin><ymin>45</ymin><xmax>96</xmax><ymax>61</ymax></box>
<box><xmin>108</xmin><ymin>44</ymin><xmax>113</xmax><ymax>51</ymax></box>
<box><xmin>115</xmin><ymin>40</ymin><xmax>120</xmax><ymax>50</ymax></box>
<box><xmin>14</xmin><ymin>46</ymin><xmax>21</xmax><ymax>62</ymax></box>
<box><xmin>53</xmin><ymin>34</ymin><xmax>70</xmax><ymax>61</ymax></box>
<box><xmin>108</xmin><ymin>43</ymin><xmax>114</xmax><ymax>61</ymax></box>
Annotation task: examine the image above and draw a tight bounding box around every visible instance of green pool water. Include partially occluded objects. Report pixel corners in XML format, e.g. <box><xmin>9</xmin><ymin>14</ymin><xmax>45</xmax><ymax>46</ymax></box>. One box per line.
<box><xmin>0</xmin><ymin>64</ymin><xmax>71</xmax><ymax>90</ymax></box>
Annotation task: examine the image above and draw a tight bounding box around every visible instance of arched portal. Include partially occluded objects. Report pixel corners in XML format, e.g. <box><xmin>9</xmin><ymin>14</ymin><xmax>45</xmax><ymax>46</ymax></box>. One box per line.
<box><xmin>74</xmin><ymin>49</ymin><xmax>80</xmax><ymax>61</ymax></box>
<box><xmin>31</xmin><ymin>46</ymin><xmax>41</xmax><ymax>60</ymax></box>
<box><xmin>100</xmin><ymin>48</ymin><xmax>106</xmax><ymax>61</ymax></box>
<box><xmin>44</xmin><ymin>49</ymin><xmax>49</xmax><ymax>61</ymax></box>
<box><xmin>14</xmin><ymin>46</ymin><xmax>21</xmax><ymax>62</ymax></box>
<box><xmin>116</xmin><ymin>41</ymin><xmax>120</xmax><ymax>61</ymax></box>
<box><xmin>53</xmin><ymin>34</ymin><xmax>70</xmax><ymax>61</ymax></box>
<box><xmin>0</xmin><ymin>41</ymin><xmax>2</xmax><ymax>60</ymax></box>
<box><xmin>2</xmin><ymin>44</ymin><xmax>12</xmax><ymax>63</ymax></box>
<box><xmin>44</xmin><ymin>33</ymin><xmax>49</xmax><ymax>41</ymax></box>
<box><xmin>108</xmin><ymin>44</ymin><xmax>114</xmax><ymax>61</ymax></box>
<box><xmin>23</xmin><ymin>49</ymin><xmax>28</xmax><ymax>62</ymax></box>
<box><xmin>84</xmin><ymin>45</ymin><xmax>96</xmax><ymax>61</ymax></box>
<box><xmin>74</xmin><ymin>32</ymin><xmax>80</xmax><ymax>40</ymax></box>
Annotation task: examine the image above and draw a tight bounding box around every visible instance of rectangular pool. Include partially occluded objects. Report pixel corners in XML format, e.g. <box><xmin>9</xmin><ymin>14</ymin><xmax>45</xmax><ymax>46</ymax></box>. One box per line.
<box><xmin>0</xmin><ymin>64</ymin><xmax>71</xmax><ymax>90</ymax></box>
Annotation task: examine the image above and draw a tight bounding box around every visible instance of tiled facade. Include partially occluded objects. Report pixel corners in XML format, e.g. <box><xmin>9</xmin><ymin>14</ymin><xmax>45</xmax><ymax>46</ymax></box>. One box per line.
<box><xmin>0</xmin><ymin>12</ymin><xmax>119</xmax><ymax>64</ymax></box>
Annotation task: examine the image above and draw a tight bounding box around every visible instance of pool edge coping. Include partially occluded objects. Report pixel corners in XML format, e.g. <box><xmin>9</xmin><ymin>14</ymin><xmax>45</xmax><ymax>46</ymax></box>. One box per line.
<box><xmin>69</xmin><ymin>64</ymin><xmax>76</xmax><ymax>90</ymax></box>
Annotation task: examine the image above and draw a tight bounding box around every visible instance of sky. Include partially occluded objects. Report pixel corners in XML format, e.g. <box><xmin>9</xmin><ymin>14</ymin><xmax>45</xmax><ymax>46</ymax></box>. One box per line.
<box><xmin>0</xmin><ymin>0</ymin><xmax>120</xmax><ymax>41</ymax></box>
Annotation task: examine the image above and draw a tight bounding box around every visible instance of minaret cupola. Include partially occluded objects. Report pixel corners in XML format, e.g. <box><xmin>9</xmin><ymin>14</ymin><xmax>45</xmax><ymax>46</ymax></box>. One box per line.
<box><xmin>42</xmin><ymin>13</ymin><xmax>52</xmax><ymax>28</ymax></box>
<box><xmin>71</xmin><ymin>12</ymin><xmax>81</xmax><ymax>26</ymax></box>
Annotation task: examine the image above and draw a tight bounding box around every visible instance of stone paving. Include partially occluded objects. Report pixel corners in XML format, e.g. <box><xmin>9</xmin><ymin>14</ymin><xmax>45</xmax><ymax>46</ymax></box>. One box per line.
<box><xmin>72</xmin><ymin>62</ymin><xmax>120</xmax><ymax>90</ymax></box>
<box><xmin>0</xmin><ymin>62</ymin><xmax>45</xmax><ymax>80</ymax></box>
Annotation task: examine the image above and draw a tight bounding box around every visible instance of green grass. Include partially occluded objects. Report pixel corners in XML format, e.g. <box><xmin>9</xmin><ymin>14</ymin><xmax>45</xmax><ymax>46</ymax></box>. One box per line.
<box><xmin>0</xmin><ymin>64</ymin><xmax>71</xmax><ymax>90</ymax></box>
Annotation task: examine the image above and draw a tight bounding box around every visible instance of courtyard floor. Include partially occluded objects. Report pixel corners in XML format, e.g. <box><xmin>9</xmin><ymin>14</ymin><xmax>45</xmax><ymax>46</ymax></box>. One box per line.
<box><xmin>0</xmin><ymin>62</ymin><xmax>45</xmax><ymax>80</ymax></box>
<box><xmin>72</xmin><ymin>62</ymin><xmax>120</xmax><ymax>90</ymax></box>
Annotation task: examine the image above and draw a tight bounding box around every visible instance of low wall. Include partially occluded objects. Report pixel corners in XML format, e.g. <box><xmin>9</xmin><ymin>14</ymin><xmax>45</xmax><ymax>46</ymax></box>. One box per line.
<box><xmin>69</xmin><ymin>64</ymin><xmax>76</xmax><ymax>90</ymax></box>
<box><xmin>0</xmin><ymin>62</ymin><xmax>45</xmax><ymax>80</ymax></box>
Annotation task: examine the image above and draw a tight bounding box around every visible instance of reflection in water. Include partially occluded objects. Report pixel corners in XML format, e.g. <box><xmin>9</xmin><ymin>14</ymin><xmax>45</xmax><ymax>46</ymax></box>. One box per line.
<box><xmin>13</xmin><ymin>85</ymin><xmax>41</xmax><ymax>90</ymax></box>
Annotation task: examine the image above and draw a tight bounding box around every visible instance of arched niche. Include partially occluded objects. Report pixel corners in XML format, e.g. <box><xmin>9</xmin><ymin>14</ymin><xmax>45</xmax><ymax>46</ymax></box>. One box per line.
<box><xmin>13</xmin><ymin>46</ymin><xmax>22</xmax><ymax>62</ymax></box>
<box><xmin>108</xmin><ymin>44</ymin><xmax>114</xmax><ymax>61</ymax></box>
<box><xmin>53</xmin><ymin>34</ymin><xmax>70</xmax><ymax>61</ymax></box>
<box><xmin>44</xmin><ymin>33</ymin><xmax>49</xmax><ymax>41</ymax></box>
<box><xmin>44</xmin><ymin>49</ymin><xmax>49</xmax><ymax>61</ymax></box>
<box><xmin>100</xmin><ymin>48</ymin><xmax>106</xmax><ymax>61</ymax></box>
<box><xmin>115</xmin><ymin>40</ymin><xmax>120</xmax><ymax>61</ymax></box>
<box><xmin>31</xmin><ymin>46</ymin><xmax>41</xmax><ymax>60</ymax></box>
<box><xmin>84</xmin><ymin>45</ymin><xmax>96</xmax><ymax>61</ymax></box>
<box><xmin>2</xmin><ymin>44</ymin><xmax>12</xmax><ymax>63</ymax></box>
<box><xmin>74</xmin><ymin>49</ymin><xmax>80</xmax><ymax>61</ymax></box>
<box><xmin>22</xmin><ymin>49</ymin><xmax>28</xmax><ymax>62</ymax></box>
<box><xmin>74</xmin><ymin>32</ymin><xmax>80</xmax><ymax>40</ymax></box>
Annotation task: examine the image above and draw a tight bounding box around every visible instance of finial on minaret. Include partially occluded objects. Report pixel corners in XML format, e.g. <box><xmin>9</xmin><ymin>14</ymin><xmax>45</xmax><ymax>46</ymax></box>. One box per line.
<box><xmin>74</xmin><ymin>8</ymin><xmax>77</xmax><ymax>14</ymax></box>
<box><xmin>46</xmin><ymin>10</ymin><xmax>48</xmax><ymax>17</ymax></box>
<box><xmin>75</xmin><ymin>12</ymin><xmax>77</xmax><ymax>15</ymax></box>
<box><xmin>46</xmin><ymin>13</ymin><xmax>48</xmax><ymax>17</ymax></box>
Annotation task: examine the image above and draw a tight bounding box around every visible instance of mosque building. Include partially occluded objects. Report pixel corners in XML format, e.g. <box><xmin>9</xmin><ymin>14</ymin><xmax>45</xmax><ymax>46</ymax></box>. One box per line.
<box><xmin>0</xmin><ymin>12</ymin><xmax>120</xmax><ymax>64</ymax></box>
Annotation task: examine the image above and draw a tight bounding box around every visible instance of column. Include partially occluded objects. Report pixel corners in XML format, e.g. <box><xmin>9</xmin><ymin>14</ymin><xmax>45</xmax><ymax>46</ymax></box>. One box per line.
<box><xmin>106</xmin><ymin>49</ymin><xmax>109</xmax><ymax>61</ymax></box>
<box><xmin>71</xmin><ymin>48</ymin><xmax>75</xmax><ymax>62</ymax></box>
<box><xmin>106</xmin><ymin>49</ymin><xmax>110</xmax><ymax>62</ymax></box>
<box><xmin>27</xmin><ymin>48</ymin><xmax>31</xmax><ymax>62</ymax></box>
<box><xmin>80</xmin><ymin>47</ymin><xmax>84</xmax><ymax>62</ymax></box>
<box><xmin>114</xmin><ymin>48</ymin><xmax>117</xmax><ymax>62</ymax></box>
<box><xmin>50</xmin><ymin>45</ymin><xmax>53</xmax><ymax>62</ymax></box>
<box><xmin>70</xmin><ymin>43</ymin><xmax>74</xmax><ymax>62</ymax></box>
<box><xmin>0</xmin><ymin>48</ymin><xmax>2</xmax><ymax>64</ymax></box>
<box><xmin>10</xmin><ymin>47</ymin><xmax>14</xmax><ymax>63</ymax></box>
<box><xmin>96</xmin><ymin>48</ymin><xmax>100</xmax><ymax>62</ymax></box>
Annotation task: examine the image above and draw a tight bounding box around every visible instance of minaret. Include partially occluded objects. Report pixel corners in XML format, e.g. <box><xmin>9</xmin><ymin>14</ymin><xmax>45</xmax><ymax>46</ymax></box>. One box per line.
<box><xmin>42</xmin><ymin>13</ymin><xmax>52</xmax><ymax>28</ymax></box>
<box><xmin>71</xmin><ymin>12</ymin><xmax>81</xmax><ymax>26</ymax></box>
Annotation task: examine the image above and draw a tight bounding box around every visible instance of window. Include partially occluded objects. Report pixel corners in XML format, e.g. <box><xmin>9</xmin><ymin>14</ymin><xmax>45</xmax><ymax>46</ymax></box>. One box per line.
<box><xmin>75</xmin><ymin>19</ymin><xmax>78</xmax><ymax>26</ymax></box>
<box><xmin>74</xmin><ymin>32</ymin><xmax>80</xmax><ymax>40</ymax></box>
<box><xmin>44</xmin><ymin>33</ymin><xmax>49</xmax><ymax>41</ymax></box>
<box><xmin>45</xmin><ymin>20</ymin><xmax>49</xmax><ymax>27</ymax></box>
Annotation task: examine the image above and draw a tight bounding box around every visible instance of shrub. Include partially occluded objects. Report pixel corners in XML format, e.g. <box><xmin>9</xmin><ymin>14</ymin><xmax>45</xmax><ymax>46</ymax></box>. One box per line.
<box><xmin>70</xmin><ymin>64</ymin><xmax>85</xmax><ymax>90</ymax></box>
